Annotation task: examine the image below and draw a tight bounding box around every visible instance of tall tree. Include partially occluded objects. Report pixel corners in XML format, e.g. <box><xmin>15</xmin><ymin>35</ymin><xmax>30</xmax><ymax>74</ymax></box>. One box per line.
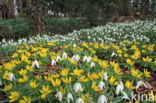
<box><xmin>8</xmin><ymin>0</ymin><xmax>15</xmax><ymax>18</ymax></box>
<box><xmin>18</xmin><ymin>0</ymin><xmax>23</xmax><ymax>17</ymax></box>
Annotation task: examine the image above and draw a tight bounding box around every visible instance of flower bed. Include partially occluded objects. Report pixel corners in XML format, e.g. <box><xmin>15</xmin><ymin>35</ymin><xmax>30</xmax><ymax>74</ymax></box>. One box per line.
<box><xmin>0</xmin><ymin>40</ymin><xmax>156</xmax><ymax>102</ymax></box>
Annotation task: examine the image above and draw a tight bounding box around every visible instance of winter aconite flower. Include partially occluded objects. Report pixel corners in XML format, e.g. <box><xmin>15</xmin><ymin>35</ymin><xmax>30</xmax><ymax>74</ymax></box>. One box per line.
<box><xmin>19</xmin><ymin>96</ymin><xmax>31</xmax><ymax>103</ymax></box>
<box><xmin>29</xmin><ymin>80</ymin><xmax>38</xmax><ymax>88</ymax></box>
<box><xmin>52</xmin><ymin>79</ymin><xmax>61</xmax><ymax>87</ymax></box>
<box><xmin>61</xmin><ymin>68</ymin><xmax>69</xmax><ymax>77</ymax></box>
<box><xmin>144</xmin><ymin>68</ymin><xmax>151</xmax><ymax>78</ymax></box>
<box><xmin>62</xmin><ymin>77</ymin><xmax>71</xmax><ymax>84</ymax></box>
<box><xmin>71</xmin><ymin>68</ymin><xmax>84</xmax><ymax>77</ymax></box>
<box><xmin>125</xmin><ymin>80</ymin><xmax>135</xmax><ymax>89</ymax></box>
<box><xmin>9</xmin><ymin>91</ymin><xmax>19</xmax><ymax>102</ymax></box>
<box><xmin>40</xmin><ymin>85</ymin><xmax>52</xmax><ymax>99</ymax></box>
<box><xmin>110</xmin><ymin>76</ymin><xmax>116</xmax><ymax>85</ymax></box>
<box><xmin>4</xmin><ymin>83</ymin><xmax>12</xmax><ymax>91</ymax></box>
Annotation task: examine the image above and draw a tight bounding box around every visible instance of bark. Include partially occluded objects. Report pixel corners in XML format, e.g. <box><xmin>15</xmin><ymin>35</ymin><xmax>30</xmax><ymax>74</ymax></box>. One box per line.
<box><xmin>8</xmin><ymin>0</ymin><xmax>15</xmax><ymax>18</ymax></box>
<box><xmin>18</xmin><ymin>0</ymin><xmax>23</xmax><ymax>17</ymax></box>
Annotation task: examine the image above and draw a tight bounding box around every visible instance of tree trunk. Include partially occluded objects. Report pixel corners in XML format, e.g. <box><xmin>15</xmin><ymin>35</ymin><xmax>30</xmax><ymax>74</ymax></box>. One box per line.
<box><xmin>19</xmin><ymin>0</ymin><xmax>23</xmax><ymax>17</ymax></box>
<box><xmin>8</xmin><ymin>0</ymin><xmax>15</xmax><ymax>18</ymax></box>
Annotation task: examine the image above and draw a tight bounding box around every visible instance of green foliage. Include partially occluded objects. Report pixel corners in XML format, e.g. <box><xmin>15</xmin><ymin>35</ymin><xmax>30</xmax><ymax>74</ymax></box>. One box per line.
<box><xmin>47</xmin><ymin>18</ymin><xmax>90</xmax><ymax>34</ymax></box>
<box><xmin>0</xmin><ymin>18</ymin><xmax>90</xmax><ymax>40</ymax></box>
<box><xmin>0</xmin><ymin>18</ymin><xmax>29</xmax><ymax>40</ymax></box>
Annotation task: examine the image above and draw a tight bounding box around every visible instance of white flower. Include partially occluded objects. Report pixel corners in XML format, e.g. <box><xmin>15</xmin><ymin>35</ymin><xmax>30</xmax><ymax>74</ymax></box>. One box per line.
<box><xmin>67</xmin><ymin>93</ymin><xmax>74</xmax><ymax>103</ymax></box>
<box><xmin>102</xmin><ymin>72</ymin><xmax>108</xmax><ymax>81</ymax></box>
<box><xmin>98</xmin><ymin>81</ymin><xmax>105</xmax><ymax>90</ymax></box>
<box><xmin>73</xmin><ymin>44</ymin><xmax>76</xmax><ymax>47</ymax></box>
<box><xmin>0</xmin><ymin>80</ymin><xmax>2</xmax><ymax>86</ymax></box>
<box><xmin>122</xmin><ymin>91</ymin><xmax>130</xmax><ymax>100</ymax></box>
<box><xmin>62</xmin><ymin>52</ymin><xmax>68</xmax><ymax>59</ymax></box>
<box><xmin>116</xmin><ymin>81</ymin><xmax>124</xmax><ymax>95</ymax></box>
<box><xmin>72</xmin><ymin>55</ymin><xmax>80</xmax><ymax>62</ymax></box>
<box><xmin>90</xmin><ymin>62</ymin><xmax>95</xmax><ymax>68</ymax></box>
<box><xmin>76</xmin><ymin>97</ymin><xmax>84</xmax><ymax>103</ymax></box>
<box><xmin>9</xmin><ymin>73</ymin><xmax>16</xmax><ymax>81</ymax></box>
<box><xmin>56</xmin><ymin>56</ymin><xmax>62</xmax><ymax>62</ymax></box>
<box><xmin>32</xmin><ymin>60</ymin><xmax>39</xmax><ymax>68</ymax></box>
<box><xmin>97</xmin><ymin>95</ymin><xmax>107</xmax><ymax>103</ymax></box>
<box><xmin>73</xmin><ymin>82</ymin><xmax>82</xmax><ymax>93</ymax></box>
<box><xmin>111</xmin><ymin>52</ymin><xmax>117</xmax><ymax>57</ymax></box>
<box><xmin>83</xmin><ymin>56</ymin><xmax>91</xmax><ymax>63</ymax></box>
<box><xmin>83</xmin><ymin>56</ymin><xmax>88</xmax><ymax>62</ymax></box>
<box><xmin>136</xmin><ymin>81</ymin><xmax>147</xmax><ymax>89</ymax></box>
<box><xmin>51</xmin><ymin>59</ymin><xmax>56</xmax><ymax>66</ymax></box>
<box><xmin>56</xmin><ymin>91</ymin><xmax>63</xmax><ymax>102</ymax></box>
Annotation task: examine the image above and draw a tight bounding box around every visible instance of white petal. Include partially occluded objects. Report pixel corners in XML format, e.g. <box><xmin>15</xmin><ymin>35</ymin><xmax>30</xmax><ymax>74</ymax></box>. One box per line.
<box><xmin>67</xmin><ymin>93</ymin><xmax>74</xmax><ymax>103</ymax></box>
<box><xmin>98</xmin><ymin>81</ymin><xmax>105</xmax><ymax>90</ymax></box>
<box><xmin>9</xmin><ymin>73</ymin><xmax>16</xmax><ymax>81</ymax></box>
<box><xmin>76</xmin><ymin>97</ymin><xmax>84</xmax><ymax>103</ymax></box>
<box><xmin>122</xmin><ymin>91</ymin><xmax>130</xmax><ymax>100</ymax></box>
<box><xmin>56</xmin><ymin>91</ymin><xmax>63</xmax><ymax>102</ymax></box>
<box><xmin>73</xmin><ymin>82</ymin><xmax>82</xmax><ymax>93</ymax></box>
<box><xmin>97</xmin><ymin>95</ymin><xmax>107</xmax><ymax>103</ymax></box>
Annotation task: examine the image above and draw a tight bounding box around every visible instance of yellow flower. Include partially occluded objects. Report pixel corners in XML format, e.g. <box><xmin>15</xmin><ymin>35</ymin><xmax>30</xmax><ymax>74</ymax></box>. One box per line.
<box><xmin>124</xmin><ymin>53</ymin><xmax>128</xmax><ymax>58</ymax></box>
<box><xmin>80</xmin><ymin>75</ymin><xmax>89</xmax><ymax>82</ymax></box>
<box><xmin>51</xmin><ymin>79</ymin><xmax>61</xmax><ymax>87</ymax></box>
<box><xmin>3</xmin><ymin>71</ymin><xmax>11</xmax><ymax>80</ymax></box>
<box><xmin>131</xmin><ymin>68</ymin><xmax>142</xmax><ymax>78</ymax></box>
<box><xmin>91</xmin><ymin>81</ymin><xmax>100</xmax><ymax>91</ymax></box>
<box><xmin>18</xmin><ymin>75</ymin><xmax>28</xmax><ymax>83</ymax></box>
<box><xmin>62</xmin><ymin>77</ymin><xmax>72</xmax><ymax>84</ymax></box>
<box><xmin>87</xmin><ymin>72</ymin><xmax>99</xmax><ymax>80</ymax></box>
<box><xmin>144</xmin><ymin>69</ymin><xmax>151</xmax><ymax>78</ymax></box>
<box><xmin>12</xmin><ymin>53</ymin><xmax>18</xmax><ymax>58</ymax></box>
<box><xmin>40</xmin><ymin>85</ymin><xmax>52</xmax><ymax>99</ymax></box>
<box><xmin>126</xmin><ymin>59</ymin><xmax>134</xmax><ymax>65</ymax></box>
<box><xmin>29</xmin><ymin>80</ymin><xmax>38</xmax><ymax>88</ymax></box>
<box><xmin>3</xmin><ymin>63</ymin><xmax>15</xmax><ymax>71</ymax></box>
<box><xmin>4</xmin><ymin>83</ymin><xmax>12</xmax><ymax>91</ymax></box>
<box><xmin>125</xmin><ymin>80</ymin><xmax>135</xmax><ymax>89</ymax></box>
<box><xmin>99</xmin><ymin>60</ymin><xmax>108</xmax><ymax>68</ymax></box>
<box><xmin>114</xmin><ymin>67</ymin><xmax>123</xmax><ymax>75</ymax></box>
<box><xmin>19</xmin><ymin>96</ymin><xmax>31</xmax><ymax>103</ymax></box>
<box><xmin>9</xmin><ymin>91</ymin><xmax>19</xmax><ymax>102</ymax></box>
<box><xmin>26</xmin><ymin>65</ymin><xmax>33</xmax><ymax>72</ymax></box>
<box><xmin>61</xmin><ymin>68</ymin><xmax>69</xmax><ymax>77</ymax></box>
<box><xmin>19</xmin><ymin>69</ymin><xmax>27</xmax><ymax>76</ymax></box>
<box><xmin>148</xmin><ymin>90</ymin><xmax>156</xmax><ymax>101</ymax></box>
<box><xmin>110</xmin><ymin>76</ymin><xmax>116</xmax><ymax>85</ymax></box>
<box><xmin>52</xmin><ymin>74</ymin><xmax>60</xmax><ymax>78</ymax></box>
<box><xmin>143</xmin><ymin>56</ymin><xmax>152</xmax><ymax>63</ymax></box>
<box><xmin>35</xmin><ymin>75</ymin><xmax>42</xmax><ymax>80</ymax></box>
<box><xmin>71</xmin><ymin>68</ymin><xmax>84</xmax><ymax>77</ymax></box>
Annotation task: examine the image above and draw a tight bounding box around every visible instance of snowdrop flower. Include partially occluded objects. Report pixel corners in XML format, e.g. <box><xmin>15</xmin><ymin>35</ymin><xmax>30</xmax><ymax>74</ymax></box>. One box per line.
<box><xmin>76</xmin><ymin>97</ymin><xmax>84</xmax><ymax>103</ymax></box>
<box><xmin>56</xmin><ymin>56</ymin><xmax>62</xmax><ymax>62</ymax></box>
<box><xmin>56</xmin><ymin>91</ymin><xmax>63</xmax><ymax>102</ymax></box>
<box><xmin>122</xmin><ymin>91</ymin><xmax>130</xmax><ymax>100</ymax></box>
<box><xmin>83</xmin><ymin>56</ymin><xmax>88</xmax><ymax>62</ymax></box>
<box><xmin>111</xmin><ymin>52</ymin><xmax>117</xmax><ymax>57</ymax></box>
<box><xmin>67</xmin><ymin>93</ymin><xmax>74</xmax><ymax>103</ymax></box>
<box><xmin>0</xmin><ymin>80</ymin><xmax>2</xmax><ymax>86</ymax></box>
<box><xmin>32</xmin><ymin>60</ymin><xmax>39</xmax><ymax>68</ymax></box>
<box><xmin>9</xmin><ymin>73</ymin><xmax>16</xmax><ymax>81</ymax></box>
<box><xmin>73</xmin><ymin>82</ymin><xmax>82</xmax><ymax>93</ymax></box>
<box><xmin>72</xmin><ymin>55</ymin><xmax>80</xmax><ymax>62</ymax></box>
<box><xmin>87</xmin><ymin>57</ymin><xmax>92</xmax><ymax>63</ymax></box>
<box><xmin>73</xmin><ymin>44</ymin><xmax>76</xmax><ymax>47</ymax></box>
<box><xmin>102</xmin><ymin>72</ymin><xmax>108</xmax><ymax>81</ymax></box>
<box><xmin>98</xmin><ymin>81</ymin><xmax>105</xmax><ymax>90</ymax></box>
<box><xmin>51</xmin><ymin>59</ymin><xmax>56</xmax><ymax>66</ymax></box>
<box><xmin>97</xmin><ymin>95</ymin><xmax>107</xmax><ymax>103</ymax></box>
<box><xmin>62</xmin><ymin>52</ymin><xmax>68</xmax><ymax>59</ymax></box>
<box><xmin>136</xmin><ymin>81</ymin><xmax>147</xmax><ymax>89</ymax></box>
<box><xmin>90</xmin><ymin>62</ymin><xmax>95</xmax><ymax>68</ymax></box>
<box><xmin>116</xmin><ymin>81</ymin><xmax>124</xmax><ymax>95</ymax></box>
